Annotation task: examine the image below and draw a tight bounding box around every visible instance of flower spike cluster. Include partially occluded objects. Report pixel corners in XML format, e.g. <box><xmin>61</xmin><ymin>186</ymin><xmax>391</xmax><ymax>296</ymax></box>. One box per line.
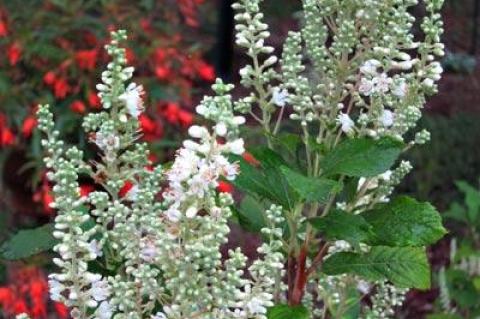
<box><xmin>38</xmin><ymin>0</ymin><xmax>446</xmax><ymax>317</ymax></box>
<box><xmin>38</xmin><ymin>30</ymin><xmax>285</xmax><ymax>319</ymax></box>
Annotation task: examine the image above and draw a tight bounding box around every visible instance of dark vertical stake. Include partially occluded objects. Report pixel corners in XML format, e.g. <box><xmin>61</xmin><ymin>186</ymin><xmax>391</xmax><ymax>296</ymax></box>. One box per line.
<box><xmin>216</xmin><ymin>0</ymin><xmax>235</xmax><ymax>81</ymax></box>
<box><xmin>472</xmin><ymin>0</ymin><xmax>480</xmax><ymax>54</ymax></box>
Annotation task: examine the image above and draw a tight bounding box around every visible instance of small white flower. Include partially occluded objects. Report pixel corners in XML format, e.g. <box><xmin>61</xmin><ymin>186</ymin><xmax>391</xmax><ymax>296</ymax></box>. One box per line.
<box><xmin>391</xmin><ymin>79</ymin><xmax>408</xmax><ymax>98</ymax></box>
<box><xmin>380</xmin><ymin>170</ymin><xmax>392</xmax><ymax>181</ymax></box>
<box><xmin>140</xmin><ymin>238</ymin><xmax>158</xmax><ymax>263</ymax></box>
<box><xmin>358</xmin><ymin>78</ymin><xmax>374</xmax><ymax>96</ymax></box>
<box><xmin>166</xmin><ymin>207</ymin><xmax>182</xmax><ymax>223</ymax></box>
<box><xmin>233</xmin><ymin>116</ymin><xmax>246</xmax><ymax>125</ymax></box>
<box><xmin>215</xmin><ymin>122</ymin><xmax>228</xmax><ymax>136</ymax></box>
<box><xmin>183</xmin><ymin>140</ymin><xmax>200</xmax><ymax>151</ymax></box>
<box><xmin>119</xmin><ymin>83</ymin><xmax>144</xmax><ymax>118</ymax></box>
<box><xmin>430</xmin><ymin>61</ymin><xmax>443</xmax><ymax>76</ymax></box>
<box><xmin>95</xmin><ymin>132</ymin><xmax>120</xmax><ymax>152</ymax></box>
<box><xmin>380</xmin><ymin>110</ymin><xmax>394</xmax><ymax>127</ymax></box>
<box><xmin>96</xmin><ymin>301</ymin><xmax>113</xmax><ymax>319</ymax></box>
<box><xmin>246</xmin><ymin>297</ymin><xmax>268</xmax><ymax>314</ymax></box>
<box><xmin>372</xmin><ymin>73</ymin><xmax>392</xmax><ymax>93</ymax></box>
<box><xmin>272</xmin><ymin>87</ymin><xmax>289</xmax><ymax>107</ymax></box>
<box><xmin>48</xmin><ymin>276</ymin><xmax>64</xmax><ymax>301</ymax></box>
<box><xmin>226</xmin><ymin>139</ymin><xmax>245</xmax><ymax>155</ymax></box>
<box><xmin>188</xmin><ymin>125</ymin><xmax>209</xmax><ymax>139</ymax></box>
<box><xmin>360</xmin><ymin>59</ymin><xmax>381</xmax><ymax>75</ymax></box>
<box><xmin>185</xmin><ymin>206</ymin><xmax>198</xmax><ymax>219</ymax></box>
<box><xmin>395</xmin><ymin>60</ymin><xmax>414</xmax><ymax>70</ymax></box>
<box><xmin>151</xmin><ymin>312</ymin><xmax>168</xmax><ymax>319</ymax></box>
<box><xmin>357</xmin><ymin>280</ymin><xmax>371</xmax><ymax>294</ymax></box>
<box><xmin>422</xmin><ymin>78</ymin><xmax>434</xmax><ymax>87</ymax></box>
<box><xmin>87</xmin><ymin>239</ymin><xmax>103</xmax><ymax>259</ymax></box>
<box><xmin>90</xmin><ymin>277</ymin><xmax>110</xmax><ymax>302</ymax></box>
<box><xmin>336</xmin><ymin>113</ymin><xmax>355</xmax><ymax>133</ymax></box>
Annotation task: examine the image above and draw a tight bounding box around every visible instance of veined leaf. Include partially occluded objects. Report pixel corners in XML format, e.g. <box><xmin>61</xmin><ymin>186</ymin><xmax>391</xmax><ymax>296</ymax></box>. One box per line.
<box><xmin>309</xmin><ymin>210</ymin><xmax>373</xmax><ymax>245</ymax></box>
<box><xmin>0</xmin><ymin>224</ymin><xmax>58</xmax><ymax>260</ymax></box>
<box><xmin>362</xmin><ymin>196</ymin><xmax>447</xmax><ymax>247</ymax></box>
<box><xmin>234</xmin><ymin>195</ymin><xmax>267</xmax><ymax>233</ymax></box>
<box><xmin>323</xmin><ymin>246</ymin><xmax>430</xmax><ymax>289</ymax></box>
<box><xmin>267</xmin><ymin>304</ymin><xmax>310</xmax><ymax>319</ymax></box>
<box><xmin>231</xmin><ymin>153</ymin><xmax>299</xmax><ymax>210</ymax></box>
<box><xmin>250</xmin><ymin>147</ymin><xmax>289</xmax><ymax>169</ymax></box>
<box><xmin>321</xmin><ymin>137</ymin><xmax>403</xmax><ymax>177</ymax></box>
<box><xmin>280</xmin><ymin>166</ymin><xmax>343</xmax><ymax>203</ymax></box>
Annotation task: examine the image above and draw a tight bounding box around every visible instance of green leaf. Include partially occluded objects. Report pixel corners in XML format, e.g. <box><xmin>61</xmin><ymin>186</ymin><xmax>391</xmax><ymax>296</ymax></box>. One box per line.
<box><xmin>267</xmin><ymin>304</ymin><xmax>310</xmax><ymax>319</ymax></box>
<box><xmin>232</xmin><ymin>154</ymin><xmax>299</xmax><ymax>210</ymax></box>
<box><xmin>232</xmin><ymin>155</ymin><xmax>275</xmax><ymax>200</ymax></box>
<box><xmin>444</xmin><ymin>202</ymin><xmax>468</xmax><ymax>224</ymax></box>
<box><xmin>321</xmin><ymin>137</ymin><xmax>404</xmax><ymax>177</ymax></box>
<box><xmin>271</xmin><ymin>133</ymin><xmax>303</xmax><ymax>157</ymax></box>
<box><xmin>235</xmin><ymin>195</ymin><xmax>267</xmax><ymax>233</ymax></box>
<box><xmin>0</xmin><ymin>224</ymin><xmax>58</xmax><ymax>260</ymax></box>
<box><xmin>280</xmin><ymin>166</ymin><xmax>343</xmax><ymax>203</ymax></box>
<box><xmin>455</xmin><ymin>181</ymin><xmax>480</xmax><ymax>223</ymax></box>
<box><xmin>309</xmin><ymin>210</ymin><xmax>373</xmax><ymax>245</ymax></box>
<box><xmin>250</xmin><ymin>147</ymin><xmax>288</xmax><ymax>169</ymax></box>
<box><xmin>446</xmin><ymin>268</ymin><xmax>480</xmax><ymax>309</ymax></box>
<box><xmin>362</xmin><ymin>196</ymin><xmax>447</xmax><ymax>247</ymax></box>
<box><xmin>323</xmin><ymin>246</ymin><xmax>431</xmax><ymax>289</ymax></box>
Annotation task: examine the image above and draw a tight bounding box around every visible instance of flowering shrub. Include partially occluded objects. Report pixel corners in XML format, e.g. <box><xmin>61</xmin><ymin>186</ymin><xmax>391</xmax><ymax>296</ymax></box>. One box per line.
<box><xmin>13</xmin><ymin>0</ymin><xmax>447</xmax><ymax>318</ymax></box>
<box><xmin>0</xmin><ymin>0</ymin><xmax>214</xmax><ymax>215</ymax></box>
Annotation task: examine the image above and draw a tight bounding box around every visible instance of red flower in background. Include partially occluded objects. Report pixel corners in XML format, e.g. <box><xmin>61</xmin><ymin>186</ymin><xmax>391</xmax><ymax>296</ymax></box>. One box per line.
<box><xmin>178</xmin><ymin>109</ymin><xmax>194</xmax><ymax>127</ymax></box>
<box><xmin>197</xmin><ymin>61</ymin><xmax>215</xmax><ymax>82</ymax></box>
<box><xmin>140</xmin><ymin>18</ymin><xmax>154</xmax><ymax>34</ymax></box>
<box><xmin>161</xmin><ymin>102</ymin><xmax>194</xmax><ymax>127</ymax></box>
<box><xmin>162</xmin><ymin>102</ymin><xmax>181</xmax><ymax>124</ymax></box>
<box><xmin>118</xmin><ymin>180</ymin><xmax>134</xmax><ymax>198</ymax></box>
<box><xmin>178</xmin><ymin>0</ymin><xmax>204</xmax><ymax>27</ymax></box>
<box><xmin>243</xmin><ymin>152</ymin><xmax>260</xmax><ymax>166</ymax></box>
<box><xmin>33</xmin><ymin>178</ymin><xmax>54</xmax><ymax>215</ymax></box>
<box><xmin>0</xmin><ymin>266</ymin><xmax>64</xmax><ymax>318</ymax></box>
<box><xmin>217</xmin><ymin>181</ymin><xmax>233</xmax><ymax>193</ymax></box>
<box><xmin>125</xmin><ymin>48</ymin><xmax>136</xmax><ymax>65</ymax></box>
<box><xmin>54</xmin><ymin>302</ymin><xmax>69</xmax><ymax>319</ymax></box>
<box><xmin>1</xmin><ymin>127</ymin><xmax>15</xmax><ymax>146</ymax></box>
<box><xmin>0</xmin><ymin>19</ymin><xmax>8</xmax><ymax>37</ymax></box>
<box><xmin>43</xmin><ymin>71</ymin><xmax>57</xmax><ymax>86</ymax></box>
<box><xmin>140</xmin><ymin>114</ymin><xmax>164</xmax><ymax>142</ymax></box>
<box><xmin>79</xmin><ymin>184</ymin><xmax>95</xmax><ymax>198</ymax></box>
<box><xmin>88</xmin><ymin>91</ymin><xmax>101</xmax><ymax>109</ymax></box>
<box><xmin>22</xmin><ymin>116</ymin><xmax>37</xmax><ymax>138</ymax></box>
<box><xmin>7</xmin><ymin>42</ymin><xmax>21</xmax><ymax>66</ymax></box>
<box><xmin>70</xmin><ymin>100</ymin><xmax>86</xmax><ymax>114</ymax></box>
<box><xmin>75</xmin><ymin>49</ymin><xmax>98</xmax><ymax>71</ymax></box>
<box><xmin>154</xmin><ymin>48</ymin><xmax>167</xmax><ymax>63</ymax></box>
<box><xmin>155</xmin><ymin>65</ymin><xmax>171</xmax><ymax>81</ymax></box>
<box><xmin>53</xmin><ymin>78</ymin><xmax>70</xmax><ymax>99</ymax></box>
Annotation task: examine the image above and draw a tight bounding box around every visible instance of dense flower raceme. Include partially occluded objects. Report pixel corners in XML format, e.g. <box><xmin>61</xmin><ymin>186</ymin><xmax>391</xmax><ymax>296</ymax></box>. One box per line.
<box><xmin>230</xmin><ymin>0</ymin><xmax>444</xmax><ymax>316</ymax></box>
<box><xmin>37</xmin><ymin>30</ymin><xmax>285</xmax><ymax>319</ymax></box>
<box><xmin>36</xmin><ymin>0</ymin><xmax>446</xmax><ymax>317</ymax></box>
<box><xmin>0</xmin><ymin>0</ymin><xmax>214</xmax><ymax>215</ymax></box>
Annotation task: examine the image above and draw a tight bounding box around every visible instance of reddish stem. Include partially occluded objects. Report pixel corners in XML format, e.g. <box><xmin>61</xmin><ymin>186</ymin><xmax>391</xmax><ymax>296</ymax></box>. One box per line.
<box><xmin>289</xmin><ymin>245</ymin><xmax>308</xmax><ymax>305</ymax></box>
<box><xmin>287</xmin><ymin>253</ymin><xmax>296</xmax><ymax>299</ymax></box>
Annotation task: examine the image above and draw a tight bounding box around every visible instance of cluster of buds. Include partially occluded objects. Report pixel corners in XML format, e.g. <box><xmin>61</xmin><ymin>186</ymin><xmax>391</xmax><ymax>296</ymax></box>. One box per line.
<box><xmin>38</xmin><ymin>29</ymin><xmax>286</xmax><ymax>319</ymax></box>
